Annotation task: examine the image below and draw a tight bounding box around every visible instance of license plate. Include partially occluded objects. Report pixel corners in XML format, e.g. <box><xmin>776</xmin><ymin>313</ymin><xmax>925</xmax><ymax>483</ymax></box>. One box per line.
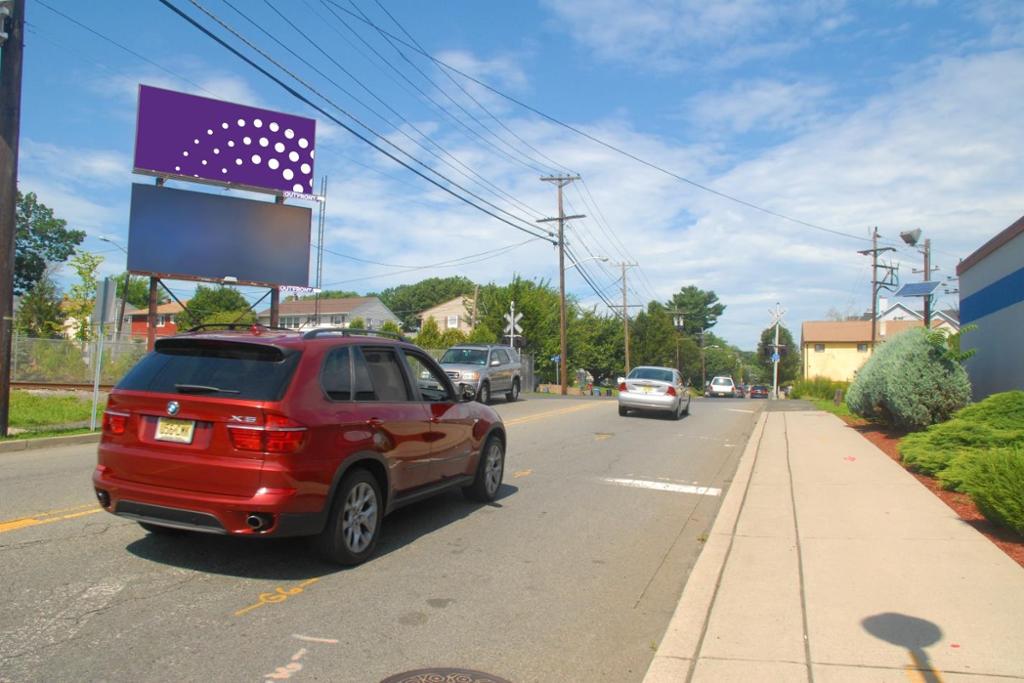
<box><xmin>156</xmin><ymin>417</ymin><xmax>195</xmax><ymax>444</ymax></box>
<box><xmin>640</xmin><ymin>386</ymin><xmax>652</xmax><ymax>394</ymax></box>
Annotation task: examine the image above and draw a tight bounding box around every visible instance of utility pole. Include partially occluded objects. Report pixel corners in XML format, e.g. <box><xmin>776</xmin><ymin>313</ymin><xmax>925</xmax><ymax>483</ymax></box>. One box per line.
<box><xmin>538</xmin><ymin>174</ymin><xmax>582</xmax><ymax>396</ymax></box>
<box><xmin>912</xmin><ymin>238</ymin><xmax>938</xmax><ymax>328</ymax></box>
<box><xmin>614</xmin><ymin>261</ymin><xmax>638</xmax><ymax>373</ymax></box>
<box><xmin>0</xmin><ymin>0</ymin><xmax>25</xmax><ymax>438</ymax></box>
<box><xmin>857</xmin><ymin>227</ymin><xmax>896</xmax><ymax>350</ymax></box>
<box><xmin>699</xmin><ymin>329</ymin><xmax>706</xmax><ymax>390</ymax></box>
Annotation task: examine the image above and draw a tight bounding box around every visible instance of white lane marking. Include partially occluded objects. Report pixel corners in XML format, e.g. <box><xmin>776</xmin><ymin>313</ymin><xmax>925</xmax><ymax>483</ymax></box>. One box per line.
<box><xmin>602</xmin><ymin>477</ymin><xmax>722</xmax><ymax>497</ymax></box>
<box><xmin>728</xmin><ymin>408</ymin><xmax>755</xmax><ymax>413</ymax></box>
<box><xmin>292</xmin><ymin>634</ymin><xmax>339</xmax><ymax>644</ymax></box>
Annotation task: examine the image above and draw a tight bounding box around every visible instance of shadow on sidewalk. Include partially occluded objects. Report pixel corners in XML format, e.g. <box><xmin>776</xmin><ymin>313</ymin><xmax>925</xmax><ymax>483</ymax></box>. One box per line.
<box><xmin>862</xmin><ymin>612</ymin><xmax>944</xmax><ymax>683</ymax></box>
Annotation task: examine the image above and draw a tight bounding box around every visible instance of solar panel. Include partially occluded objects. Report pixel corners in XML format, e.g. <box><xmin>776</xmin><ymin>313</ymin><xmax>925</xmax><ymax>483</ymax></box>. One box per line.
<box><xmin>895</xmin><ymin>281</ymin><xmax>941</xmax><ymax>297</ymax></box>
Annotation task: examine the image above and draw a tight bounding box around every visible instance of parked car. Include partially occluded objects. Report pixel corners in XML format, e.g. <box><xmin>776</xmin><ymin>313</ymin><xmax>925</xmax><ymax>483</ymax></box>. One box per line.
<box><xmin>617</xmin><ymin>366</ymin><xmax>691</xmax><ymax>419</ymax></box>
<box><xmin>93</xmin><ymin>327</ymin><xmax>507</xmax><ymax>566</ymax></box>
<box><xmin>734</xmin><ymin>384</ymin><xmax>747</xmax><ymax>398</ymax></box>
<box><xmin>749</xmin><ymin>384</ymin><xmax>770</xmax><ymax>398</ymax></box>
<box><xmin>438</xmin><ymin>344</ymin><xmax>522</xmax><ymax>404</ymax></box>
<box><xmin>707</xmin><ymin>376</ymin><xmax>736</xmax><ymax>398</ymax></box>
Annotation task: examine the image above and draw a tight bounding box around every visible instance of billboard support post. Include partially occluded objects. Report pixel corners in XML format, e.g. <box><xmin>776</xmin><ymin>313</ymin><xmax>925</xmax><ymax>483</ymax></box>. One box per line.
<box><xmin>147</xmin><ymin>277</ymin><xmax>158</xmax><ymax>352</ymax></box>
<box><xmin>270</xmin><ymin>287</ymin><xmax>280</xmax><ymax>328</ymax></box>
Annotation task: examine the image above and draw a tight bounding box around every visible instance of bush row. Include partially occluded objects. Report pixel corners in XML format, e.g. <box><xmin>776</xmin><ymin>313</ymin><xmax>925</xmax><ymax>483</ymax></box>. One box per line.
<box><xmin>791</xmin><ymin>376</ymin><xmax>849</xmax><ymax>401</ymax></box>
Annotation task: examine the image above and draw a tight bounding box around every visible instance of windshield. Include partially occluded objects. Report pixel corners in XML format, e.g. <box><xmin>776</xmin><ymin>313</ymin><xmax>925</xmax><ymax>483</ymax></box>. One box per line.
<box><xmin>627</xmin><ymin>368</ymin><xmax>674</xmax><ymax>382</ymax></box>
<box><xmin>440</xmin><ymin>348</ymin><xmax>488</xmax><ymax>366</ymax></box>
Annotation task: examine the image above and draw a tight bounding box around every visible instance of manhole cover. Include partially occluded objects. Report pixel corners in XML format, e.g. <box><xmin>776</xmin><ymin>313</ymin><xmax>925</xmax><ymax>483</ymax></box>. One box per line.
<box><xmin>380</xmin><ymin>668</ymin><xmax>513</xmax><ymax>683</ymax></box>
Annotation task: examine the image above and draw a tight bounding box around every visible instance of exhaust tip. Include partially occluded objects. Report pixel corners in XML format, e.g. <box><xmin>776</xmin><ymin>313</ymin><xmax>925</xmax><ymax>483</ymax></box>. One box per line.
<box><xmin>95</xmin><ymin>489</ymin><xmax>111</xmax><ymax>508</ymax></box>
<box><xmin>246</xmin><ymin>513</ymin><xmax>272</xmax><ymax>531</ymax></box>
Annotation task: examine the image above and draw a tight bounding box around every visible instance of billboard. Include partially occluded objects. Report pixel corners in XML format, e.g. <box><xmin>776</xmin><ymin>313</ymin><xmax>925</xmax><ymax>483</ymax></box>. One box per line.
<box><xmin>133</xmin><ymin>85</ymin><xmax>316</xmax><ymax>196</ymax></box>
<box><xmin>127</xmin><ymin>184</ymin><xmax>311</xmax><ymax>287</ymax></box>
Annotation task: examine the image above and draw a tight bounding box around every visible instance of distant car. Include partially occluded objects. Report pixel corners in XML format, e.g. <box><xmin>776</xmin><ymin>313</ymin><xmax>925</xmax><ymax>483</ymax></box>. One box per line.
<box><xmin>707</xmin><ymin>376</ymin><xmax>736</xmax><ymax>398</ymax></box>
<box><xmin>734</xmin><ymin>384</ymin><xmax>747</xmax><ymax>398</ymax></box>
<box><xmin>749</xmin><ymin>384</ymin><xmax>769</xmax><ymax>398</ymax></box>
<box><xmin>618</xmin><ymin>366</ymin><xmax>691</xmax><ymax>419</ymax></box>
<box><xmin>438</xmin><ymin>344</ymin><xmax>522</xmax><ymax>404</ymax></box>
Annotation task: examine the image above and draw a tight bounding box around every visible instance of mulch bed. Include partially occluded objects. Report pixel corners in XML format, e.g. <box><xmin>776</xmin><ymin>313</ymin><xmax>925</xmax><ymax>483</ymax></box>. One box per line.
<box><xmin>839</xmin><ymin>417</ymin><xmax>1024</xmax><ymax>569</ymax></box>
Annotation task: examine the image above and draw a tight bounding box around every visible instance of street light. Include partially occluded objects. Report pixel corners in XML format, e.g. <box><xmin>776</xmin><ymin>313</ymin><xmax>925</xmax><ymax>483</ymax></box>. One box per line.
<box><xmin>98</xmin><ymin>236</ymin><xmax>130</xmax><ymax>340</ymax></box>
<box><xmin>900</xmin><ymin>228</ymin><xmax>936</xmax><ymax>327</ymax></box>
<box><xmin>565</xmin><ymin>255</ymin><xmax>609</xmax><ymax>271</ymax></box>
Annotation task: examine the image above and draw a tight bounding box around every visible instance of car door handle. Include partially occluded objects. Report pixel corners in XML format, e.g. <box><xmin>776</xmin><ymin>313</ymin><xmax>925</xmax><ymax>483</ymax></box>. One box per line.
<box><xmin>365</xmin><ymin>418</ymin><xmax>383</xmax><ymax>428</ymax></box>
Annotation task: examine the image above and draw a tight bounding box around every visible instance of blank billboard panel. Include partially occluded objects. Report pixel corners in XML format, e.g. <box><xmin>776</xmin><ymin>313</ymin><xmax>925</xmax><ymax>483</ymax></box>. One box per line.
<box><xmin>127</xmin><ymin>184</ymin><xmax>311</xmax><ymax>287</ymax></box>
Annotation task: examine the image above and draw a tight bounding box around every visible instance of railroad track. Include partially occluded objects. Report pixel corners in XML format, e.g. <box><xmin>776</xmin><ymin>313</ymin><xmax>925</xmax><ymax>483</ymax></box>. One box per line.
<box><xmin>12</xmin><ymin>382</ymin><xmax>115</xmax><ymax>392</ymax></box>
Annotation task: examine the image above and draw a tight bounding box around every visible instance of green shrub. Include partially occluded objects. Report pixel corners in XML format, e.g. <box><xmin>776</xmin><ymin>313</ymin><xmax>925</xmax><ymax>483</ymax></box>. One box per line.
<box><xmin>955</xmin><ymin>447</ymin><xmax>1024</xmax><ymax>535</ymax></box>
<box><xmin>900</xmin><ymin>391</ymin><xmax>1024</xmax><ymax>481</ymax></box>
<box><xmin>845</xmin><ymin>328</ymin><xmax>970</xmax><ymax>431</ymax></box>
<box><xmin>792</xmin><ymin>376</ymin><xmax>849</xmax><ymax>401</ymax></box>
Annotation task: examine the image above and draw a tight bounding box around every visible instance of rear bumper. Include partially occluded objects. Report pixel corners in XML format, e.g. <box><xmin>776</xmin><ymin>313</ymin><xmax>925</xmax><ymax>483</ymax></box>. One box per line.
<box><xmin>618</xmin><ymin>392</ymin><xmax>679</xmax><ymax>412</ymax></box>
<box><xmin>707</xmin><ymin>390</ymin><xmax>733</xmax><ymax>398</ymax></box>
<box><xmin>92</xmin><ymin>466</ymin><xmax>323</xmax><ymax>537</ymax></box>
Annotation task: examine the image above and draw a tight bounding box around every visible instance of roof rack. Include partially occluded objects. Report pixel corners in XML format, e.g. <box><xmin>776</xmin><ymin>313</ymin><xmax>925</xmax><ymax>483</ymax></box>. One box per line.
<box><xmin>302</xmin><ymin>328</ymin><xmax>406</xmax><ymax>341</ymax></box>
<box><xmin>186</xmin><ymin>323</ymin><xmax>296</xmax><ymax>334</ymax></box>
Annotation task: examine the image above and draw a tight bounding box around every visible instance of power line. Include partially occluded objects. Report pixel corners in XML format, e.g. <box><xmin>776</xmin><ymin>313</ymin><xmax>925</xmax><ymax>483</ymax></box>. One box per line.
<box><xmin>158</xmin><ymin>0</ymin><xmax>555</xmax><ymax>244</ymax></box>
<box><xmin>35</xmin><ymin>0</ymin><xmax>216</xmax><ymax>96</ymax></box>
<box><xmin>321</xmin><ymin>2</ymin><xmax>877</xmax><ymax>244</ymax></box>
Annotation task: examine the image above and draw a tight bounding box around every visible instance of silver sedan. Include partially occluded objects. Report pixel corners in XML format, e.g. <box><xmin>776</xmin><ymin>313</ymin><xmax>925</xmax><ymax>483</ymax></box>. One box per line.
<box><xmin>617</xmin><ymin>366</ymin><xmax>691</xmax><ymax>419</ymax></box>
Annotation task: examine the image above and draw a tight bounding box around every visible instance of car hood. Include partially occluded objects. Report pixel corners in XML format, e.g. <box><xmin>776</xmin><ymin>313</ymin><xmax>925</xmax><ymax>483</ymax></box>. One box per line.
<box><xmin>439</xmin><ymin>363</ymin><xmax>488</xmax><ymax>373</ymax></box>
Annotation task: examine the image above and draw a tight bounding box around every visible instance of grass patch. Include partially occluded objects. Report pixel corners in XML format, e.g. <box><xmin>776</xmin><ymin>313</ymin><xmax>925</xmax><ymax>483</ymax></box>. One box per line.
<box><xmin>9</xmin><ymin>390</ymin><xmax>99</xmax><ymax>429</ymax></box>
<box><xmin>900</xmin><ymin>391</ymin><xmax>1024</xmax><ymax>485</ymax></box>
<box><xmin>808</xmin><ymin>397</ymin><xmax>855</xmax><ymax>420</ymax></box>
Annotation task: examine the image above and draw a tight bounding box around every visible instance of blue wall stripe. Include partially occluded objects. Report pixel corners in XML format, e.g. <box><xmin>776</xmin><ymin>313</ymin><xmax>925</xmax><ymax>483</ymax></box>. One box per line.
<box><xmin>961</xmin><ymin>266</ymin><xmax>1024</xmax><ymax>324</ymax></box>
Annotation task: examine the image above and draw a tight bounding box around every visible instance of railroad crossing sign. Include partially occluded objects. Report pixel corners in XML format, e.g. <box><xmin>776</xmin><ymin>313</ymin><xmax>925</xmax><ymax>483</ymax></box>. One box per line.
<box><xmin>504</xmin><ymin>301</ymin><xmax>523</xmax><ymax>347</ymax></box>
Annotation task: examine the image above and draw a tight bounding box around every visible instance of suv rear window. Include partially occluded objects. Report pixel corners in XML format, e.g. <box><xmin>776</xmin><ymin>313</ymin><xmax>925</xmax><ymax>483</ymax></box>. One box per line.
<box><xmin>711</xmin><ymin>378</ymin><xmax>733</xmax><ymax>386</ymax></box>
<box><xmin>116</xmin><ymin>339</ymin><xmax>301</xmax><ymax>401</ymax></box>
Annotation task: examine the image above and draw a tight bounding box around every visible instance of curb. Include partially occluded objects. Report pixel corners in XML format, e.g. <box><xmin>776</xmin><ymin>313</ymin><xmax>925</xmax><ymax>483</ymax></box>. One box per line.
<box><xmin>0</xmin><ymin>432</ymin><xmax>102</xmax><ymax>454</ymax></box>
<box><xmin>643</xmin><ymin>411</ymin><xmax>768</xmax><ymax>682</ymax></box>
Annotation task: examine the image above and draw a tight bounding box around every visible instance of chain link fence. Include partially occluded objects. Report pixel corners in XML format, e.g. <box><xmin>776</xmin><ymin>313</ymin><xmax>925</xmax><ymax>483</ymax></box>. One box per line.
<box><xmin>11</xmin><ymin>334</ymin><xmax>148</xmax><ymax>386</ymax></box>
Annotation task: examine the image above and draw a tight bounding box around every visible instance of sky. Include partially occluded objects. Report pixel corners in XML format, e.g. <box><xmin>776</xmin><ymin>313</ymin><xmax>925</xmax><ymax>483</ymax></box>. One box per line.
<box><xmin>16</xmin><ymin>0</ymin><xmax>1024</xmax><ymax>348</ymax></box>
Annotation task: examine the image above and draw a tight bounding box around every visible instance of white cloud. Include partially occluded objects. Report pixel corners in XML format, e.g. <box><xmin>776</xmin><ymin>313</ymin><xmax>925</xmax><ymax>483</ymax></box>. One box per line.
<box><xmin>688</xmin><ymin>79</ymin><xmax>833</xmax><ymax>134</ymax></box>
<box><xmin>541</xmin><ymin>0</ymin><xmax>848</xmax><ymax>70</ymax></box>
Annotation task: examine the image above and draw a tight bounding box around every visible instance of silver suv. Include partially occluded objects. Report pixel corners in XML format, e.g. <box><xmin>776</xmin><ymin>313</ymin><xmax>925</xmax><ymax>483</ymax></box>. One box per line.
<box><xmin>439</xmin><ymin>344</ymin><xmax>522</xmax><ymax>404</ymax></box>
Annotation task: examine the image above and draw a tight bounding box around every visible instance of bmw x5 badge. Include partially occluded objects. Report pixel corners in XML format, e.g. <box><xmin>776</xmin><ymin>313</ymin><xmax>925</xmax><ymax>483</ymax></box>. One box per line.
<box><xmin>166</xmin><ymin>401</ymin><xmax>180</xmax><ymax>416</ymax></box>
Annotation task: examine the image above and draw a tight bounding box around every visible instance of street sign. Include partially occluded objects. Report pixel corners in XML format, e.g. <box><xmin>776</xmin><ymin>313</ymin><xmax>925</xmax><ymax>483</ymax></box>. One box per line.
<box><xmin>550</xmin><ymin>355</ymin><xmax>560</xmax><ymax>363</ymax></box>
<box><xmin>503</xmin><ymin>311</ymin><xmax>523</xmax><ymax>335</ymax></box>
<box><xmin>91</xmin><ymin>277</ymin><xmax>116</xmax><ymax>325</ymax></box>
<box><xmin>771</xmin><ymin>351</ymin><xmax>780</xmax><ymax>363</ymax></box>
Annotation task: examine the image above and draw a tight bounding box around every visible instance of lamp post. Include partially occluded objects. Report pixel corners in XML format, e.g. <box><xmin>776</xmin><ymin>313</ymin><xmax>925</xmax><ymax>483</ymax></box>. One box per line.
<box><xmin>899</xmin><ymin>228</ymin><xmax>937</xmax><ymax>328</ymax></box>
<box><xmin>98</xmin><ymin>236</ymin><xmax>129</xmax><ymax>341</ymax></box>
<box><xmin>672</xmin><ymin>310</ymin><xmax>685</xmax><ymax>374</ymax></box>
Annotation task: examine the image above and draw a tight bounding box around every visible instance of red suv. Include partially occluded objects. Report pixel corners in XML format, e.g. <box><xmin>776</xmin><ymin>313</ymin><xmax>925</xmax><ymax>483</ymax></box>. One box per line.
<box><xmin>93</xmin><ymin>327</ymin><xmax>507</xmax><ymax>565</ymax></box>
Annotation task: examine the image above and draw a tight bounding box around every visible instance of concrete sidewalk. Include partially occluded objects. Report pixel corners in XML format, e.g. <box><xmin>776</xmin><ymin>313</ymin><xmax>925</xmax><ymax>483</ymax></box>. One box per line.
<box><xmin>645</xmin><ymin>405</ymin><xmax>1024</xmax><ymax>682</ymax></box>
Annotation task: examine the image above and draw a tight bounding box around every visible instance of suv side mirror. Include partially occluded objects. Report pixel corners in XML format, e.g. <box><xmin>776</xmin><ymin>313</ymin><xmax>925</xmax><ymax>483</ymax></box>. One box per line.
<box><xmin>460</xmin><ymin>384</ymin><xmax>477</xmax><ymax>402</ymax></box>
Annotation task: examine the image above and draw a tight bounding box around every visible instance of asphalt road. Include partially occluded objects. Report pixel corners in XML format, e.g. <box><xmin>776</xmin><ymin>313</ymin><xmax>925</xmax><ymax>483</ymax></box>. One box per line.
<box><xmin>0</xmin><ymin>396</ymin><xmax>763</xmax><ymax>683</ymax></box>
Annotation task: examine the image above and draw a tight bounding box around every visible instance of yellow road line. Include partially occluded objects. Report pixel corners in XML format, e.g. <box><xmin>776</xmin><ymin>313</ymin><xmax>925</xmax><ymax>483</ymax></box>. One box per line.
<box><xmin>504</xmin><ymin>401</ymin><xmax>606</xmax><ymax>426</ymax></box>
<box><xmin>513</xmin><ymin>469</ymin><xmax>532</xmax><ymax>478</ymax></box>
<box><xmin>235</xmin><ymin>578</ymin><xmax>320</xmax><ymax>617</ymax></box>
<box><xmin>0</xmin><ymin>505</ymin><xmax>103</xmax><ymax>534</ymax></box>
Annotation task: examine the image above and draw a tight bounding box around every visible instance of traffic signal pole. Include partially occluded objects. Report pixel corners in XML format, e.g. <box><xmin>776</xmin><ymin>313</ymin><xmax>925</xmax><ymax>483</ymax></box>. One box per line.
<box><xmin>0</xmin><ymin>0</ymin><xmax>25</xmax><ymax>437</ymax></box>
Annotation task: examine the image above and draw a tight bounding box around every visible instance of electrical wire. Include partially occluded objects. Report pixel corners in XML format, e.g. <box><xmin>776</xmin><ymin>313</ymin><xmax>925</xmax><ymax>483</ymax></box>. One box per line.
<box><xmin>157</xmin><ymin>0</ymin><xmax>555</xmax><ymax>245</ymax></box>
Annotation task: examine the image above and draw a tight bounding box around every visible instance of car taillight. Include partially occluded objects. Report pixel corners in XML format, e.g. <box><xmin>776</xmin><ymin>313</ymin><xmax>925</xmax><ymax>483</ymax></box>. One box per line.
<box><xmin>618</xmin><ymin>382</ymin><xmax>627</xmax><ymax>392</ymax></box>
<box><xmin>102</xmin><ymin>410</ymin><xmax>128</xmax><ymax>435</ymax></box>
<box><xmin>666</xmin><ymin>386</ymin><xmax>677</xmax><ymax>396</ymax></box>
<box><xmin>229</xmin><ymin>415</ymin><xmax>307</xmax><ymax>454</ymax></box>
<box><xmin>228</xmin><ymin>427</ymin><xmax>263</xmax><ymax>451</ymax></box>
<box><xmin>265</xmin><ymin>414</ymin><xmax>306</xmax><ymax>454</ymax></box>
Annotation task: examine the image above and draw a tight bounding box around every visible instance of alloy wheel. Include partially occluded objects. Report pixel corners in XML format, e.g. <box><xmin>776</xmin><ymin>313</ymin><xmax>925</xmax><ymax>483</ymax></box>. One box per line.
<box><xmin>342</xmin><ymin>482</ymin><xmax>378</xmax><ymax>553</ymax></box>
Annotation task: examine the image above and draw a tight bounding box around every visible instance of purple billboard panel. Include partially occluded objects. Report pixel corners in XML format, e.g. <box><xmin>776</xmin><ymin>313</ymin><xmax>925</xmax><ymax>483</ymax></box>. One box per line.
<box><xmin>134</xmin><ymin>85</ymin><xmax>316</xmax><ymax>195</ymax></box>
<box><xmin>127</xmin><ymin>184</ymin><xmax>311</xmax><ymax>287</ymax></box>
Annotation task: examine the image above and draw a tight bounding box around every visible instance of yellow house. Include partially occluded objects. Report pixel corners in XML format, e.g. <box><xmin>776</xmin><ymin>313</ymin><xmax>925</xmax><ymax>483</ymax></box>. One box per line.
<box><xmin>801</xmin><ymin>319</ymin><xmax>925</xmax><ymax>382</ymax></box>
<box><xmin>419</xmin><ymin>296</ymin><xmax>476</xmax><ymax>334</ymax></box>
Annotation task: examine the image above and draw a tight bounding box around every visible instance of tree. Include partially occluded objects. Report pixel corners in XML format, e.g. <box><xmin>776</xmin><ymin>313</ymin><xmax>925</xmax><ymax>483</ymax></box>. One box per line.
<box><xmin>631</xmin><ymin>302</ymin><xmax>677</xmax><ymax>369</ymax></box>
<box><xmin>114</xmin><ymin>274</ymin><xmax>166</xmax><ymax>309</ymax></box>
<box><xmin>64</xmin><ymin>251</ymin><xmax>104</xmax><ymax>342</ymax></box>
<box><xmin>348</xmin><ymin>316</ymin><xmax>366</xmax><ymax>330</ymax></box>
<box><xmin>14</xmin><ymin>269</ymin><xmax>65</xmax><ymax>338</ymax></box>
<box><xmin>440</xmin><ymin>328</ymin><xmax>468</xmax><ymax>347</ymax></box>
<box><xmin>666</xmin><ymin>286</ymin><xmax>726</xmax><ymax>336</ymax></box>
<box><xmin>379</xmin><ymin>276</ymin><xmax>476</xmax><ymax>329</ymax></box>
<box><xmin>757</xmin><ymin>324</ymin><xmax>800</xmax><ymax>384</ymax></box>
<box><xmin>379</xmin><ymin>320</ymin><xmax>401</xmax><ymax>335</ymax></box>
<box><xmin>295</xmin><ymin>289</ymin><xmax>360</xmax><ymax>301</ymax></box>
<box><xmin>15</xmin><ymin>191</ymin><xmax>86</xmax><ymax>295</ymax></box>
<box><xmin>476</xmin><ymin>276</ymin><xmax>564</xmax><ymax>381</ymax></box>
<box><xmin>176</xmin><ymin>285</ymin><xmax>252</xmax><ymax>329</ymax></box>
<box><xmin>468</xmin><ymin>321</ymin><xmax>497</xmax><ymax>344</ymax></box>
<box><xmin>568</xmin><ymin>309</ymin><xmax>622</xmax><ymax>385</ymax></box>
<box><xmin>415</xmin><ymin>317</ymin><xmax>443</xmax><ymax>349</ymax></box>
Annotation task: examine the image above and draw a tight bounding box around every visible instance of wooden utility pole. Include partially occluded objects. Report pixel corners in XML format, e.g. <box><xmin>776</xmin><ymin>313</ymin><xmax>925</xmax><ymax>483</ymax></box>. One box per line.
<box><xmin>857</xmin><ymin>227</ymin><xmax>896</xmax><ymax>350</ymax></box>
<box><xmin>0</xmin><ymin>0</ymin><xmax>26</xmax><ymax>437</ymax></box>
<box><xmin>538</xmin><ymin>175</ymin><xmax>582</xmax><ymax>396</ymax></box>
<box><xmin>922</xmin><ymin>238</ymin><xmax>933</xmax><ymax>328</ymax></box>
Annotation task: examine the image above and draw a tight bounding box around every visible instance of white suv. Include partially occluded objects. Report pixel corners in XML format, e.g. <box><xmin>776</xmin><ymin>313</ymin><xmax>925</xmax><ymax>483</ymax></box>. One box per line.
<box><xmin>707</xmin><ymin>376</ymin><xmax>736</xmax><ymax>398</ymax></box>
